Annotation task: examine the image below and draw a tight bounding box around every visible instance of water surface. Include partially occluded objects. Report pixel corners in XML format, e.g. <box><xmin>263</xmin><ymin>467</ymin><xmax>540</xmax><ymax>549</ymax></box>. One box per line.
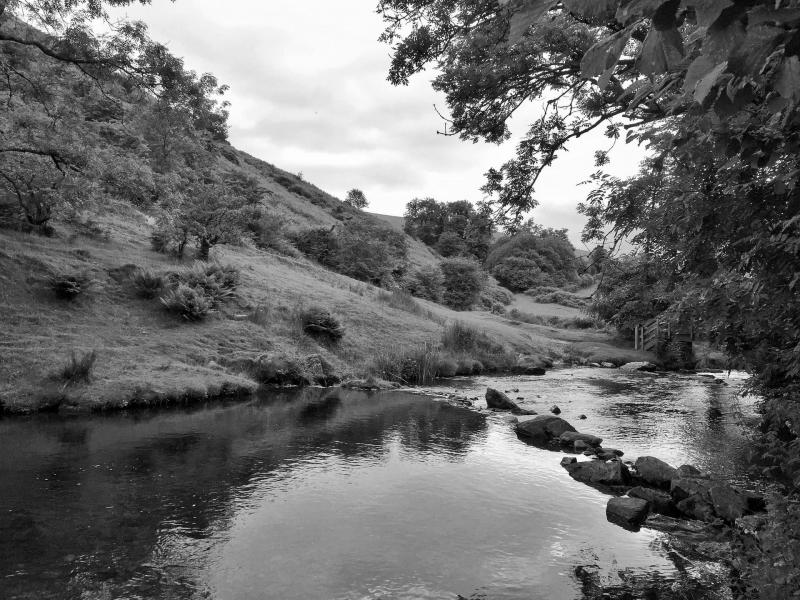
<box><xmin>0</xmin><ymin>369</ymin><xmax>758</xmax><ymax>599</ymax></box>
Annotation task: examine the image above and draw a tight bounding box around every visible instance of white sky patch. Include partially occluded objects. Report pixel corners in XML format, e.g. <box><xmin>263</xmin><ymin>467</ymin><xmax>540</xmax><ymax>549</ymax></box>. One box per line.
<box><xmin>109</xmin><ymin>0</ymin><xmax>643</xmax><ymax>245</ymax></box>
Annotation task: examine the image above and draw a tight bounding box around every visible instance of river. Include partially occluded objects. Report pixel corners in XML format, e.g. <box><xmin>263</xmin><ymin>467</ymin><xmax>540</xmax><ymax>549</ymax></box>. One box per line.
<box><xmin>0</xmin><ymin>368</ymin><xmax>759</xmax><ymax>599</ymax></box>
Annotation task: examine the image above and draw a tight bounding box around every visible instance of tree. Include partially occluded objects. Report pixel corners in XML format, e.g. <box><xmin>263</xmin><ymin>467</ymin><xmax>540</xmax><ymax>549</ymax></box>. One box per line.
<box><xmin>440</xmin><ymin>257</ymin><xmax>484</xmax><ymax>310</ymax></box>
<box><xmin>404</xmin><ymin>197</ymin><xmax>495</xmax><ymax>259</ymax></box>
<box><xmin>344</xmin><ymin>188</ymin><xmax>368</xmax><ymax>209</ymax></box>
<box><xmin>403</xmin><ymin>197</ymin><xmax>445</xmax><ymax>245</ymax></box>
<box><xmin>378</xmin><ymin>0</ymin><xmax>800</xmax><ymax>385</ymax></box>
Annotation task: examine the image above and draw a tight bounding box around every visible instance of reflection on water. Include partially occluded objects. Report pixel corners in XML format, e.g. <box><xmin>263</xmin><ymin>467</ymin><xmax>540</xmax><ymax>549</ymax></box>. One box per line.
<box><xmin>0</xmin><ymin>371</ymin><xmax>758</xmax><ymax>599</ymax></box>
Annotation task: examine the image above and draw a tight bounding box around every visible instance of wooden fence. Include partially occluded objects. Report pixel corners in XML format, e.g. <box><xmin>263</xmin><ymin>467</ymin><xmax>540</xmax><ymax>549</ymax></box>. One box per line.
<box><xmin>634</xmin><ymin>317</ymin><xmax>693</xmax><ymax>352</ymax></box>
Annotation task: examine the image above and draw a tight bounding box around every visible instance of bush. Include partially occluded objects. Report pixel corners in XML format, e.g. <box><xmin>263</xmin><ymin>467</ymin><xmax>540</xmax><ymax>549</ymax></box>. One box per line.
<box><xmin>176</xmin><ymin>261</ymin><xmax>239</xmax><ymax>306</ymax></box>
<box><xmin>299</xmin><ymin>306</ymin><xmax>344</xmax><ymax>343</ymax></box>
<box><xmin>440</xmin><ymin>257</ymin><xmax>484</xmax><ymax>310</ymax></box>
<box><xmin>247</xmin><ymin>210</ymin><xmax>298</xmax><ymax>256</ymax></box>
<box><xmin>441</xmin><ymin>321</ymin><xmax>481</xmax><ymax>353</ymax></box>
<box><xmin>434</xmin><ymin>356</ymin><xmax>458</xmax><ymax>377</ymax></box>
<box><xmin>59</xmin><ymin>349</ymin><xmax>97</xmax><ymax>383</ymax></box>
<box><xmin>49</xmin><ymin>272</ymin><xmax>92</xmax><ymax>300</ymax></box>
<box><xmin>371</xmin><ymin>343</ymin><xmax>440</xmax><ymax>385</ymax></box>
<box><xmin>491</xmin><ymin>256</ymin><xmax>543</xmax><ymax>292</ymax></box>
<box><xmin>526</xmin><ymin>289</ymin><xmax>587</xmax><ymax>308</ymax></box>
<box><xmin>130</xmin><ymin>268</ymin><xmax>164</xmax><ymax>298</ymax></box>
<box><xmin>160</xmin><ymin>284</ymin><xmax>214</xmax><ymax>320</ymax></box>
<box><xmin>292</xmin><ymin>227</ymin><xmax>339</xmax><ymax>267</ymax></box>
<box><xmin>404</xmin><ymin>266</ymin><xmax>444</xmax><ymax>302</ymax></box>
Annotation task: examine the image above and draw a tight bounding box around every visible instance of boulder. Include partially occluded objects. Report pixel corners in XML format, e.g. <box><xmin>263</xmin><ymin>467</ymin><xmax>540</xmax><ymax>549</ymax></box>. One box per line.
<box><xmin>619</xmin><ymin>361</ymin><xmax>658</xmax><ymax>372</ymax></box>
<box><xmin>560</xmin><ymin>431</ymin><xmax>603</xmax><ymax>447</ymax></box>
<box><xmin>607</xmin><ymin>497</ymin><xmax>650</xmax><ymax>529</ymax></box>
<box><xmin>627</xmin><ymin>486</ymin><xmax>677</xmax><ymax>516</ymax></box>
<box><xmin>516</xmin><ymin>415</ymin><xmax>577</xmax><ymax>445</ymax></box>
<box><xmin>643</xmin><ymin>514</ymin><xmax>708</xmax><ymax>535</ymax></box>
<box><xmin>550</xmin><ymin>405</ymin><xmax>561</xmax><ymax>415</ymax></box>
<box><xmin>707</xmin><ymin>482</ymin><xmax>750</xmax><ymax>523</ymax></box>
<box><xmin>676</xmin><ymin>495</ymin><xmax>716</xmax><ymax>522</ymax></box>
<box><xmin>676</xmin><ymin>464</ymin><xmax>703</xmax><ymax>477</ymax></box>
<box><xmin>565</xmin><ymin>459</ymin><xmax>630</xmax><ymax>486</ymax></box>
<box><xmin>574</xmin><ymin>440</ymin><xmax>589</xmax><ymax>452</ymax></box>
<box><xmin>634</xmin><ymin>456</ymin><xmax>679</xmax><ymax>488</ymax></box>
<box><xmin>578</xmin><ymin>414</ymin><xmax>587</xmax><ymax>420</ymax></box>
<box><xmin>670</xmin><ymin>477</ymin><xmax>712</xmax><ymax>502</ymax></box>
<box><xmin>560</xmin><ymin>456</ymin><xmax>577</xmax><ymax>467</ymax></box>
<box><xmin>601</xmin><ymin>362</ymin><xmax>616</xmax><ymax>368</ymax></box>
<box><xmin>485</xmin><ymin>388</ymin><xmax>534</xmax><ymax>414</ymax></box>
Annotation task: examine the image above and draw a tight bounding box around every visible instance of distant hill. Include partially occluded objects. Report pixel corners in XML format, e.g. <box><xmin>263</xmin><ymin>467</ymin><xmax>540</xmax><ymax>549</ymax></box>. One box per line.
<box><xmin>370</xmin><ymin>212</ymin><xmax>405</xmax><ymax>232</ymax></box>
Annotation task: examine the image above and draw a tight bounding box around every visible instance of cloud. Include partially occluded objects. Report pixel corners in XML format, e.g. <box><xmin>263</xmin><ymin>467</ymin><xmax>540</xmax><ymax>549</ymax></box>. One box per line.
<box><xmin>110</xmin><ymin>0</ymin><xmax>642</xmax><ymax>243</ymax></box>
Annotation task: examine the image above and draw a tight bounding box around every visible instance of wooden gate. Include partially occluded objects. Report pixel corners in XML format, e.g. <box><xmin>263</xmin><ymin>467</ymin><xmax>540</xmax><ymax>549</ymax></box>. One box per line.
<box><xmin>634</xmin><ymin>316</ymin><xmax>693</xmax><ymax>352</ymax></box>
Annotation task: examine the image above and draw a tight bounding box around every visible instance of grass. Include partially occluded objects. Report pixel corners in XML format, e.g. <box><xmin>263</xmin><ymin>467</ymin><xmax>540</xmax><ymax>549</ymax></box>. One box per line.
<box><xmin>48</xmin><ymin>271</ymin><xmax>93</xmax><ymax>300</ymax></box>
<box><xmin>376</xmin><ymin>289</ymin><xmax>444</xmax><ymax>323</ymax></box>
<box><xmin>507</xmin><ymin>308</ymin><xmax>606</xmax><ymax>330</ymax></box>
<box><xmin>59</xmin><ymin>349</ymin><xmax>97</xmax><ymax>384</ymax></box>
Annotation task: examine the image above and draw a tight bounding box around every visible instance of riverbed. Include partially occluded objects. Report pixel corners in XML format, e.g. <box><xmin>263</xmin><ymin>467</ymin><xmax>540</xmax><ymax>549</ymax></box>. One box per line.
<box><xmin>0</xmin><ymin>368</ymin><xmax>759</xmax><ymax>599</ymax></box>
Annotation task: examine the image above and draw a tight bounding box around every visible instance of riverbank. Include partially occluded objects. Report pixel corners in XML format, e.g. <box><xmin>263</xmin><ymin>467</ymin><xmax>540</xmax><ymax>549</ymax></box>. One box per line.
<box><xmin>0</xmin><ymin>219</ymin><xmax>655</xmax><ymax>415</ymax></box>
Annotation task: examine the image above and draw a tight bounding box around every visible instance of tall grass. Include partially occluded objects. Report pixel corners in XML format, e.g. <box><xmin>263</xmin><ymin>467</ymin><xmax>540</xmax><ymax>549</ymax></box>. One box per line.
<box><xmin>370</xmin><ymin>342</ymin><xmax>441</xmax><ymax>385</ymax></box>
<box><xmin>59</xmin><ymin>349</ymin><xmax>97</xmax><ymax>383</ymax></box>
<box><xmin>375</xmin><ymin>289</ymin><xmax>443</xmax><ymax>323</ymax></box>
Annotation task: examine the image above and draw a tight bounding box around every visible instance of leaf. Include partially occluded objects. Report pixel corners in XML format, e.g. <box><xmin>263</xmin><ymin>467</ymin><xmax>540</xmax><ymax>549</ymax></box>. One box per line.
<box><xmin>562</xmin><ymin>0</ymin><xmax>618</xmax><ymax>20</ymax></box>
<box><xmin>681</xmin><ymin>0</ymin><xmax>733</xmax><ymax>28</ymax></box>
<box><xmin>508</xmin><ymin>0</ymin><xmax>559</xmax><ymax>45</ymax></box>
<box><xmin>616</xmin><ymin>0</ymin><xmax>670</xmax><ymax>25</ymax></box>
<box><xmin>693</xmin><ymin>60</ymin><xmax>728</xmax><ymax>103</ymax></box>
<box><xmin>728</xmin><ymin>25</ymin><xmax>785</xmax><ymax>77</ymax></box>
<box><xmin>581</xmin><ymin>24</ymin><xmax>637</xmax><ymax>79</ymax></box>
<box><xmin>747</xmin><ymin>6</ymin><xmax>800</xmax><ymax>27</ymax></box>
<box><xmin>683</xmin><ymin>54</ymin><xmax>716</xmax><ymax>93</ymax></box>
<box><xmin>637</xmin><ymin>26</ymin><xmax>685</xmax><ymax>76</ymax></box>
<box><xmin>776</xmin><ymin>56</ymin><xmax>800</xmax><ymax>102</ymax></box>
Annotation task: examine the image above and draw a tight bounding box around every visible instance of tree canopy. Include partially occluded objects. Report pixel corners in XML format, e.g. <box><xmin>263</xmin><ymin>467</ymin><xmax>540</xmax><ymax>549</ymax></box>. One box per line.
<box><xmin>379</xmin><ymin>0</ymin><xmax>800</xmax><ymax>386</ymax></box>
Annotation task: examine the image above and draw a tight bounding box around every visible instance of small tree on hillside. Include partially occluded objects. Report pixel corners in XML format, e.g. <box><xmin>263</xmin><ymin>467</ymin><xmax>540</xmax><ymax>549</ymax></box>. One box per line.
<box><xmin>344</xmin><ymin>188</ymin><xmax>368</xmax><ymax>209</ymax></box>
<box><xmin>440</xmin><ymin>257</ymin><xmax>484</xmax><ymax>311</ymax></box>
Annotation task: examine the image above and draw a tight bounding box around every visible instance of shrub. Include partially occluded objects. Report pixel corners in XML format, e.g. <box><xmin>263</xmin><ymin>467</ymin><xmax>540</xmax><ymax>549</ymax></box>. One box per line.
<box><xmin>526</xmin><ymin>289</ymin><xmax>587</xmax><ymax>309</ymax></box>
<box><xmin>404</xmin><ymin>266</ymin><xmax>444</xmax><ymax>302</ymax></box>
<box><xmin>491</xmin><ymin>256</ymin><xmax>543</xmax><ymax>292</ymax></box>
<box><xmin>175</xmin><ymin>262</ymin><xmax>239</xmax><ymax>306</ymax></box>
<box><xmin>247</xmin><ymin>210</ymin><xmax>298</xmax><ymax>256</ymax></box>
<box><xmin>299</xmin><ymin>306</ymin><xmax>344</xmax><ymax>343</ymax></box>
<box><xmin>440</xmin><ymin>257</ymin><xmax>484</xmax><ymax>310</ymax></box>
<box><xmin>150</xmin><ymin>230</ymin><xmax>170</xmax><ymax>253</ymax></box>
<box><xmin>456</xmin><ymin>358</ymin><xmax>484</xmax><ymax>375</ymax></box>
<box><xmin>434</xmin><ymin>356</ymin><xmax>458</xmax><ymax>377</ymax></box>
<box><xmin>49</xmin><ymin>272</ymin><xmax>92</xmax><ymax>300</ymax></box>
<box><xmin>59</xmin><ymin>349</ymin><xmax>97</xmax><ymax>384</ymax></box>
<box><xmin>441</xmin><ymin>321</ymin><xmax>481</xmax><ymax>353</ymax></box>
<box><xmin>371</xmin><ymin>343</ymin><xmax>440</xmax><ymax>385</ymax></box>
<box><xmin>130</xmin><ymin>268</ymin><xmax>164</xmax><ymax>298</ymax></box>
<box><xmin>160</xmin><ymin>284</ymin><xmax>214</xmax><ymax>320</ymax></box>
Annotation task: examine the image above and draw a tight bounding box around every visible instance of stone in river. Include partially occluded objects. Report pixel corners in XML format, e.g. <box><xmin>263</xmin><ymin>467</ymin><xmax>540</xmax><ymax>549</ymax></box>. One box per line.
<box><xmin>634</xmin><ymin>456</ymin><xmax>678</xmax><ymax>489</ymax></box>
<box><xmin>606</xmin><ymin>497</ymin><xmax>650</xmax><ymax>530</ymax></box>
<box><xmin>565</xmin><ymin>459</ymin><xmax>631</xmax><ymax>486</ymax></box>
<box><xmin>560</xmin><ymin>456</ymin><xmax>577</xmax><ymax>467</ymax></box>
<box><xmin>559</xmin><ymin>431</ymin><xmax>603</xmax><ymax>447</ymax></box>
<box><xmin>627</xmin><ymin>486</ymin><xmax>677</xmax><ymax>516</ymax></box>
<box><xmin>550</xmin><ymin>405</ymin><xmax>561</xmax><ymax>415</ymax></box>
<box><xmin>485</xmin><ymin>388</ymin><xmax>534</xmax><ymax>415</ymax></box>
<box><xmin>515</xmin><ymin>415</ymin><xmax>576</xmax><ymax>445</ymax></box>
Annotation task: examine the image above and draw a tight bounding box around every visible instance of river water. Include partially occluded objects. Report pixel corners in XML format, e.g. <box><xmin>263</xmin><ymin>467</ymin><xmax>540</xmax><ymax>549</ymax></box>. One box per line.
<box><xmin>0</xmin><ymin>368</ymin><xmax>759</xmax><ymax>599</ymax></box>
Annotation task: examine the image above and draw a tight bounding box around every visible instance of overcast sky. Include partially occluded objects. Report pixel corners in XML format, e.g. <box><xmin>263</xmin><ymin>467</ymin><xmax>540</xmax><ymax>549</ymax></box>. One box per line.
<box><xmin>111</xmin><ymin>0</ymin><xmax>642</xmax><ymax>247</ymax></box>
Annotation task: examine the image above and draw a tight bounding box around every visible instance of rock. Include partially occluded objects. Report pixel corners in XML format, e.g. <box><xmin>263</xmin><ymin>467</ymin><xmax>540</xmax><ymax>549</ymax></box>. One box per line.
<box><xmin>500</xmin><ymin>414</ymin><xmax>518</xmax><ymax>424</ymax></box>
<box><xmin>596</xmin><ymin>448</ymin><xmax>624</xmax><ymax>461</ymax></box>
<box><xmin>303</xmin><ymin>354</ymin><xmax>340</xmax><ymax>386</ymax></box>
<box><xmin>485</xmin><ymin>388</ymin><xmax>530</xmax><ymax>414</ymax></box>
<box><xmin>560</xmin><ymin>456</ymin><xmax>577</xmax><ymax>467</ymax></box>
<box><xmin>676</xmin><ymin>495</ymin><xmax>716</xmax><ymax>522</ymax></box>
<box><xmin>559</xmin><ymin>431</ymin><xmax>603</xmax><ymax>447</ymax></box>
<box><xmin>707</xmin><ymin>482</ymin><xmax>750</xmax><ymax>523</ymax></box>
<box><xmin>606</xmin><ymin>497</ymin><xmax>650</xmax><ymax>530</ymax></box>
<box><xmin>589</xmin><ymin>362</ymin><xmax>601</xmax><ymax>368</ymax></box>
<box><xmin>512</xmin><ymin>388</ymin><xmax>519</xmax><ymax>393</ymax></box>
<box><xmin>515</xmin><ymin>415</ymin><xmax>577</xmax><ymax>445</ymax></box>
<box><xmin>245</xmin><ymin>353</ymin><xmax>311</xmax><ymax>386</ymax></box>
<box><xmin>736</xmin><ymin>514</ymin><xmax>768</xmax><ymax>535</ymax></box>
<box><xmin>670</xmin><ymin>477</ymin><xmax>712</xmax><ymax>502</ymax></box>
<box><xmin>619</xmin><ymin>361</ymin><xmax>658</xmax><ymax>372</ymax></box>
<box><xmin>601</xmin><ymin>362</ymin><xmax>616</xmax><ymax>368</ymax></box>
<box><xmin>634</xmin><ymin>456</ymin><xmax>678</xmax><ymax>488</ymax></box>
<box><xmin>628</xmin><ymin>486</ymin><xmax>677</xmax><ymax>516</ymax></box>
<box><xmin>550</xmin><ymin>405</ymin><xmax>561</xmax><ymax>415</ymax></box>
<box><xmin>583</xmin><ymin>449</ymin><xmax>597</xmax><ymax>456</ymax></box>
<box><xmin>676</xmin><ymin>464</ymin><xmax>703</xmax><ymax>477</ymax></box>
<box><xmin>565</xmin><ymin>459</ymin><xmax>630</xmax><ymax>486</ymax></box>
<box><xmin>578</xmin><ymin>414</ymin><xmax>587</xmax><ymax>420</ymax></box>
<box><xmin>643</xmin><ymin>514</ymin><xmax>709</xmax><ymax>536</ymax></box>
<box><xmin>574</xmin><ymin>440</ymin><xmax>589</xmax><ymax>452</ymax></box>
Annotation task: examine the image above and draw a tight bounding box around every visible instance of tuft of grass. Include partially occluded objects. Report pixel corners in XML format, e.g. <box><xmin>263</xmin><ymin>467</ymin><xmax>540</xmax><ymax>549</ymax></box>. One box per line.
<box><xmin>370</xmin><ymin>342</ymin><xmax>441</xmax><ymax>385</ymax></box>
<box><xmin>376</xmin><ymin>289</ymin><xmax>444</xmax><ymax>323</ymax></box>
<box><xmin>299</xmin><ymin>306</ymin><xmax>344</xmax><ymax>343</ymax></box>
<box><xmin>130</xmin><ymin>268</ymin><xmax>164</xmax><ymax>299</ymax></box>
<box><xmin>441</xmin><ymin>321</ymin><xmax>482</xmax><ymax>353</ymax></box>
<box><xmin>49</xmin><ymin>271</ymin><xmax>92</xmax><ymax>300</ymax></box>
<box><xmin>59</xmin><ymin>349</ymin><xmax>97</xmax><ymax>384</ymax></box>
<box><xmin>160</xmin><ymin>284</ymin><xmax>214</xmax><ymax>320</ymax></box>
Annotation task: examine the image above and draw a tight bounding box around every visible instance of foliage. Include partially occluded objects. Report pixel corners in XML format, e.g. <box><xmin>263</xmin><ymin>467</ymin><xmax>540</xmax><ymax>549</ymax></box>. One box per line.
<box><xmin>491</xmin><ymin>256</ymin><xmax>543</xmax><ymax>292</ymax></box>
<box><xmin>404</xmin><ymin>197</ymin><xmax>494</xmax><ymax>260</ymax></box>
<box><xmin>160</xmin><ymin>283</ymin><xmax>213</xmax><ymax>321</ymax></box>
<box><xmin>486</xmin><ymin>227</ymin><xmax>578</xmax><ymax>291</ymax></box>
<box><xmin>440</xmin><ymin>257</ymin><xmax>485</xmax><ymax>310</ymax></box>
<box><xmin>298</xmin><ymin>306</ymin><xmax>344</xmax><ymax>343</ymax></box>
<box><xmin>293</xmin><ymin>220</ymin><xmax>408</xmax><ymax>286</ymax></box>
<box><xmin>403</xmin><ymin>265</ymin><xmax>444</xmax><ymax>302</ymax></box>
<box><xmin>59</xmin><ymin>349</ymin><xmax>97</xmax><ymax>384</ymax></box>
<box><xmin>130</xmin><ymin>267</ymin><xmax>164</xmax><ymax>299</ymax></box>
<box><xmin>177</xmin><ymin>261</ymin><xmax>239</xmax><ymax>306</ymax></box>
<box><xmin>526</xmin><ymin>289</ymin><xmax>587</xmax><ymax>309</ymax></box>
<box><xmin>370</xmin><ymin>342</ymin><xmax>441</xmax><ymax>385</ymax></box>
<box><xmin>440</xmin><ymin>321</ymin><xmax>482</xmax><ymax>353</ymax></box>
<box><xmin>344</xmin><ymin>188</ymin><xmax>368</xmax><ymax>209</ymax></box>
<box><xmin>247</xmin><ymin>210</ymin><xmax>297</xmax><ymax>256</ymax></box>
<box><xmin>48</xmin><ymin>271</ymin><xmax>92</xmax><ymax>299</ymax></box>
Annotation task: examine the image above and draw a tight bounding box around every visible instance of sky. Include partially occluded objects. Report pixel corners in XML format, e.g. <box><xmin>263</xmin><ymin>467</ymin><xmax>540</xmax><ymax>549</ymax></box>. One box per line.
<box><xmin>110</xmin><ymin>0</ymin><xmax>642</xmax><ymax>247</ymax></box>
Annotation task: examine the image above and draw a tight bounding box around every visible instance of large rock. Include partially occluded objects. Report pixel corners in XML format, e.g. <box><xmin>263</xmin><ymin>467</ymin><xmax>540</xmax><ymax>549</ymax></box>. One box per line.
<box><xmin>485</xmin><ymin>388</ymin><xmax>534</xmax><ymax>414</ymax></box>
<box><xmin>516</xmin><ymin>415</ymin><xmax>576</xmax><ymax>445</ymax></box>
<box><xmin>634</xmin><ymin>456</ymin><xmax>678</xmax><ymax>488</ymax></box>
<box><xmin>676</xmin><ymin>464</ymin><xmax>703</xmax><ymax>477</ymax></box>
<box><xmin>565</xmin><ymin>459</ymin><xmax>630</xmax><ymax>486</ymax></box>
<box><xmin>607</xmin><ymin>497</ymin><xmax>650</xmax><ymax>530</ymax></box>
<box><xmin>670</xmin><ymin>477</ymin><xmax>712</xmax><ymax>502</ymax></box>
<box><xmin>619</xmin><ymin>361</ymin><xmax>658</xmax><ymax>372</ymax></box>
<box><xmin>627</xmin><ymin>486</ymin><xmax>677</xmax><ymax>516</ymax></box>
<box><xmin>707</xmin><ymin>482</ymin><xmax>750</xmax><ymax>523</ymax></box>
<box><xmin>560</xmin><ymin>431</ymin><xmax>603</xmax><ymax>447</ymax></box>
<box><xmin>676</xmin><ymin>495</ymin><xmax>716</xmax><ymax>522</ymax></box>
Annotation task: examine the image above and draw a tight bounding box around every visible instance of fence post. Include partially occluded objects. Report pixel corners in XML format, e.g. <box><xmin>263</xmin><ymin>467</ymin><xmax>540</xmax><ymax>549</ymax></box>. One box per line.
<box><xmin>634</xmin><ymin>324</ymin><xmax>639</xmax><ymax>350</ymax></box>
